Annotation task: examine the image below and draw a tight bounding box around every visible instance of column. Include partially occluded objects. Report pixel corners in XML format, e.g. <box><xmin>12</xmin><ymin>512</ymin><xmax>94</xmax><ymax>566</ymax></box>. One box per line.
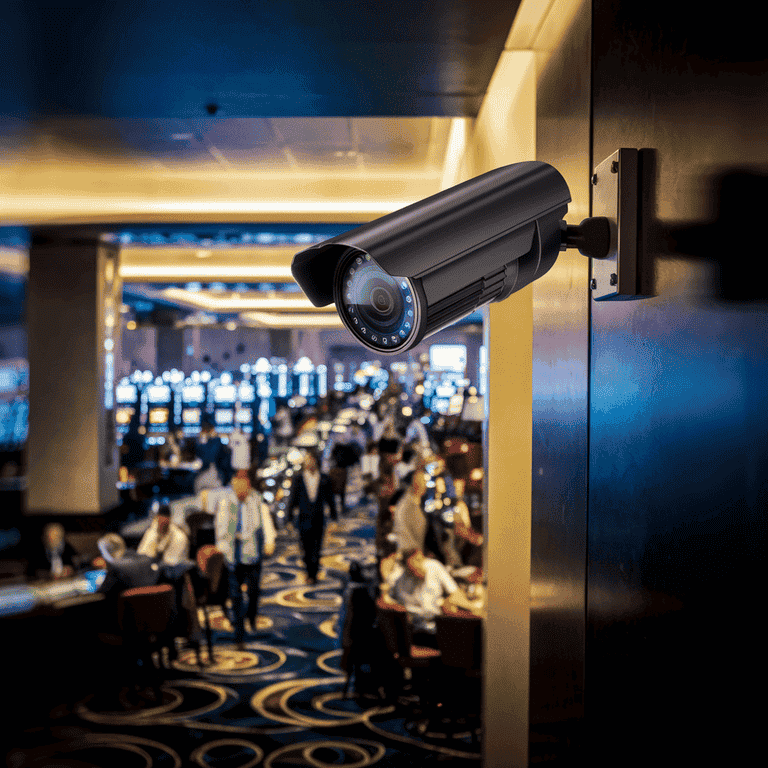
<box><xmin>27</xmin><ymin>230</ymin><xmax>121</xmax><ymax>514</ymax></box>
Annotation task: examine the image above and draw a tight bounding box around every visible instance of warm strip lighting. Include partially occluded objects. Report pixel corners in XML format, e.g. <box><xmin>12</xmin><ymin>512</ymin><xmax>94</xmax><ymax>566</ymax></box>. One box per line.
<box><xmin>5</xmin><ymin>196</ymin><xmax>416</xmax><ymax>216</ymax></box>
<box><xmin>162</xmin><ymin>288</ymin><xmax>334</xmax><ymax>312</ymax></box>
<box><xmin>241</xmin><ymin>311</ymin><xmax>344</xmax><ymax>328</ymax></box>
<box><xmin>441</xmin><ymin>118</ymin><xmax>471</xmax><ymax>190</ymax></box>
<box><xmin>0</xmin><ymin>248</ymin><xmax>27</xmax><ymax>275</ymax></box>
<box><xmin>120</xmin><ymin>265</ymin><xmax>295</xmax><ymax>280</ymax></box>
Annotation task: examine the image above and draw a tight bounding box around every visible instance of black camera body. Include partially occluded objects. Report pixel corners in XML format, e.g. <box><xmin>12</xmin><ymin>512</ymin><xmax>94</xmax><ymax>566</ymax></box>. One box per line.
<box><xmin>291</xmin><ymin>161</ymin><xmax>571</xmax><ymax>353</ymax></box>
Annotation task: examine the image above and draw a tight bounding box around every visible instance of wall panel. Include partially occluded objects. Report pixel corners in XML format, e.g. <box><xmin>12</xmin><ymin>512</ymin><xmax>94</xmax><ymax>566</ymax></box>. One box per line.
<box><xmin>589</xmin><ymin>2</ymin><xmax>768</xmax><ymax>762</ymax></box>
<box><xmin>531</xmin><ymin>0</ymin><xmax>591</xmax><ymax>761</ymax></box>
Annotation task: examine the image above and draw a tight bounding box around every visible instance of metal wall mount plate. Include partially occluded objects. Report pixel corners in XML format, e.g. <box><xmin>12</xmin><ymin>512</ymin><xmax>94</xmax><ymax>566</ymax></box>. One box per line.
<box><xmin>591</xmin><ymin>148</ymin><xmax>640</xmax><ymax>300</ymax></box>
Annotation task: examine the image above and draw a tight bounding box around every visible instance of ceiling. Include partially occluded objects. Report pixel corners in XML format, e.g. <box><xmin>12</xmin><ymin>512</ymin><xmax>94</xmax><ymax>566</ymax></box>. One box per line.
<box><xmin>1</xmin><ymin>1</ymin><xmax>522</xmax><ymax>118</ymax></box>
<box><xmin>0</xmin><ymin>0</ymin><xmax>537</xmax><ymax>330</ymax></box>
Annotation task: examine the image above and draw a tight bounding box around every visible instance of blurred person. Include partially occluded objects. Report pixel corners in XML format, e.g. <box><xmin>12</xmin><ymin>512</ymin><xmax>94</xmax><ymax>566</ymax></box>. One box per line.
<box><xmin>194</xmin><ymin>420</ymin><xmax>231</xmax><ymax>492</ymax></box>
<box><xmin>120</xmin><ymin>411</ymin><xmax>145</xmax><ymax>470</ymax></box>
<box><xmin>361</xmin><ymin>440</ymin><xmax>381</xmax><ymax>499</ymax></box>
<box><xmin>30</xmin><ymin>522</ymin><xmax>77</xmax><ymax>579</ymax></box>
<box><xmin>405</xmin><ymin>408</ymin><xmax>433</xmax><ymax>452</ymax></box>
<box><xmin>273</xmin><ymin>404</ymin><xmax>293</xmax><ymax>447</ymax></box>
<box><xmin>215</xmin><ymin>470</ymin><xmax>276</xmax><ymax>648</ymax></box>
<box><xmin>389</xmin><ymin>548</ymin><xmax>482</xmax><ymax>648</ymax></box>
<box><xmin>250</xmin><ymin>411</ymin><xmax>270</xmax><ymax>469</ymax></box>
<box><xmin>392</xmin><ymin>469</ymin><xmax>429</xmax><ymax>554</ymax></box>
<box><xmin>452</xmin><ymin>479</ymin><xmax>484</xmax><ymax>567</ymax></box>
<box><xmin>285</xmin><ymin>448</ymin><xmax>338</xmax><ymax>584</ymax></box>
<box><xmin>377</xmin><ymin>416</ymin><xmax>401</xmax><ymax>474</ymax></box>
<box><xmin>325</xmin><ymin>429</ymin><xmax>362</xmax><ymax>517</ymax></box>
<box><xmin>228</xmin><ymin>425</ymin><xmax>251</xmax><ymax>473</ymax></box>
<box><xmin>97</xmin><ymin>533</ymin><xmax>159</xmax><ymax>604</ymax></box>
<box><xmin>393</xmin><ymin>444</ymin><xmax>418</xmax><ymax>485</ymax></box>
<box><xmin>137</xmin><ymin>505</ymin><xmax>189</xmax><ymax>567</ymax></box>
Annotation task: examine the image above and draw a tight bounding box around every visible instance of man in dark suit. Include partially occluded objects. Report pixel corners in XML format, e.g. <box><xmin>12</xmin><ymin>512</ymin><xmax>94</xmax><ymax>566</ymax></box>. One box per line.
<box><xmin>286</xmin><ymin>448</ymin><xmax>338</xmax><ymax>584</ymax></box>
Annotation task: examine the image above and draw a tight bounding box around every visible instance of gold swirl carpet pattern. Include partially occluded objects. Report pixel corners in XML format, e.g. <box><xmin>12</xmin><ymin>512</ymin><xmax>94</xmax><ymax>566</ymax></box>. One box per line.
<box><xmin>7</xmin><ymin>506</ymin><xmax>482</xmax><ymax>766</ymax></box>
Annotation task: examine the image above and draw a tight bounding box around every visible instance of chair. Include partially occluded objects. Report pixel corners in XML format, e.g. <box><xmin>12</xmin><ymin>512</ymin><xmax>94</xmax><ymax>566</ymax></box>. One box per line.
<box><xmin>434</xmin><ymin>611</ymin><xmax>483</xmax><ymax>742</ymax></box>
<box><xmin>375</xmin><ymin>596</ymin><xmax>441</xmax><ymax>716</ymax></box>
<box><xmin>191</xmin><ymin>544</ymin><xmax>228</xmax><ymax>665</ymax></box>
<box><xmin>186</xmin><ymin>510</ymin><xmax>215</xmax><ymax>559</ymax></box>
<box><xmin>117</xmin><ymin>584</ymin><xmax>175</xmax><ymax>700</ymax></box>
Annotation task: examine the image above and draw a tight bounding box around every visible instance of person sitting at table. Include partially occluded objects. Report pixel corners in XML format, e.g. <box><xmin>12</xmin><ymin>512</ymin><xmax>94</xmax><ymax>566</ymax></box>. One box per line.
<box><xmin>29</xmin><ymin>522</ymin><xmax>78</xmax><ymax>580</ymax></box>
<box><xmin>137</xmin><ymin>505</ymin><xmax>190</xmax><ymax>567</ymax></box>
<box><xmin>389</xmin><ymin>548</ymin><xmax>481</xmax><ymax>648</ymax></box>
<box><xmin>97</xmin><ymin>533</ymin><xmax>160</xmax><ymax>604</ymax></box>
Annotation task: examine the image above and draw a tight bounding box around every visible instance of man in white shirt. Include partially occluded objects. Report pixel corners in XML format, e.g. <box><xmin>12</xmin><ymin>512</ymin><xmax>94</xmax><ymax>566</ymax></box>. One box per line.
<box><xmin>215</xmin><ymin>470</ymin><xmax>276</xmax><ymax>647</ymax></box>
<box><xmin>390</xmin><ymin>548</ymin><xmax>480</xmax><ymax>647</ymax></box>
<box><xmin>137</xmin><ymin>506</ymin><xmax>190</xmax><ymax>567</ymax></box>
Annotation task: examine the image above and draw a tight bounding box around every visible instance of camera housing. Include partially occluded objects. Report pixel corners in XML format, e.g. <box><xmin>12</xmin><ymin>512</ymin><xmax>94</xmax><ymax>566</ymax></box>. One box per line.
<box><xmin>291</xmin><ymin>161</ymin><xmax>571</xmax><ymax>353</ymax></box>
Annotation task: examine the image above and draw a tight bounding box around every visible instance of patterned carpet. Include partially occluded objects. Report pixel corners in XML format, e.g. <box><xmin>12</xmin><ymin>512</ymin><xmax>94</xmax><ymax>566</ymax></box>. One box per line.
<box><xmin>6</xmin><ymin>507</ymin><xmax>482</xmax><ymax>766</ymax></box>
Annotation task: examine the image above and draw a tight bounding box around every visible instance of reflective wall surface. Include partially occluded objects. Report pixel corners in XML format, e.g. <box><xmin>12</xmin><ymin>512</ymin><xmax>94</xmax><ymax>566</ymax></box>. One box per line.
<box><xmin>588</xmin><ymin>1</ymin><xmax>768</xmax><ymax>763</ymax></box>
<box><xmin>530</xmin><ymin>0</ymin><xmax>591</xmax><ymax>762</ymax></box>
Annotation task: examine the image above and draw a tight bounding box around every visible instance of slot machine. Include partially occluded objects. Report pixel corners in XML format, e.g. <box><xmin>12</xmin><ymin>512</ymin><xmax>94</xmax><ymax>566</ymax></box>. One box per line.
<box><xmin>145</xmin><ymin>380</ymin><xmax>172</xmax><ymax>443</ymax></box>
<box><xmin>236</xmin><ymin>381</ymin><xmax>255</xmax><ymax>433</ymax></box>
<box><xmin>213</xmin><ymin>380</ymin><xmax>237</xmax><ymax>433</ymax></box>
<box><xmin>293</xmin><ymin>356</ymin><xmax>315</xmax><ymax>400</ymax></box>
<box><xmin>114</xmin><ymin>379</ymin><xmax>139</xmax><ymax>435</ymax></box>
<box><xmin>272</xmin><ymin>362</ymin><xmax>289</xmax><ymax>398</ymax></box>
<box><xmin>180</xmin><ymin>381</ymin><xmax>206</xmax><ymax>436</ymax></box>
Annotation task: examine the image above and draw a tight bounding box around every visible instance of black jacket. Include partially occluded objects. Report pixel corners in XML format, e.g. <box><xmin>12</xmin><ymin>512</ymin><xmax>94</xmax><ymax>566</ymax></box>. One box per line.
<box><xmin>287</xmin><ymin>472</ymin><xmax>338</xmax><ymax>531</ymax></box>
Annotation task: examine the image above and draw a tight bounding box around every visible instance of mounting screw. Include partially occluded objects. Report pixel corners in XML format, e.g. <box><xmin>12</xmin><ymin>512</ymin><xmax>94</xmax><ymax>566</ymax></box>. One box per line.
<box><xmin>591</xmin><ymin>174</ymin><xmax>598</xmax><ymax>185</ymax></box>
<box><xmin>590</xmin><ymin>278</ymin><xmax>597</xmax><ymax>290</ymax></box>
<box><xmin>611</xmin><ymin>161</ymin><xmax>619</xmax><ymax>173</ymax></box>
<box><xmin>609</xmin><ymin>273</ymin><xmax>618</xmax><ymax>286</ymax></box>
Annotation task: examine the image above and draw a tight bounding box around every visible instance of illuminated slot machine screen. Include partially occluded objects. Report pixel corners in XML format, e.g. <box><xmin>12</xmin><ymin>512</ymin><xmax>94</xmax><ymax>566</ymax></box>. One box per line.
<box><xmin>115</xmin><ymin>407</ymin><xmax>134</xmax><ymax>433</ymax></box>
<box><xmin>429</xmin><ymin>344</ymin><xmax>467</xmax><ymax>373</ymax></box>
<box><xmin>182</xmin><ymin>384</ymin><xmax>205</xmax><ymax>404</ymax></box>
<box><xmin>447</xmin><ymin>392</ymin><xmax>465</xmax><ymax>415</ymax></box>
<box><xmin>116</xmin><ymin>383</ymin><xmax>138</xmax><ymax>404</ymax></box>
<box><xmin>148</xmin><ymin>407</ymin><xmax>170</xmax><ymax>431</ymax></box>
<box><xmin>182</xmin><ymin>408</ymin><xmax>202</xmax><ymax>434</ymax></box>
<box><xmin>215</xmin><ymin>409</ymin><xmax>234</xmax><ymax>431</ymax></box>
<box><xmin>214</xmin><ymin>384</ymin><xmax>236</xmax><ymax>403</ymax></box>
<box><xmin>239</xmin><ymin>383</ymin><xmax>255</xmax><ymax>403</ymax></box>
<box><xmin>430</xmin><ymin>397</ymin><xmax>450</xmax><ymax>415</ymax></box>
<box><xmin>236</xmin><ymin>407</ymin><xmax>253</xmax><ymax>431</ymax></box>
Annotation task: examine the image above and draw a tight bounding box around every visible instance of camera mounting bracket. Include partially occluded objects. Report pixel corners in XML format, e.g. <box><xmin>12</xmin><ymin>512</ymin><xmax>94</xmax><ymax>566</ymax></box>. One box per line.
<box><xmin>589</xmin><ymin>148</ymin><xmax>641</xmax><ymax>300</ymax></box>
<box><xmin>562</xmin><ymin>148</ymin><xmax>642</xmax><ymax>299</ymax></box>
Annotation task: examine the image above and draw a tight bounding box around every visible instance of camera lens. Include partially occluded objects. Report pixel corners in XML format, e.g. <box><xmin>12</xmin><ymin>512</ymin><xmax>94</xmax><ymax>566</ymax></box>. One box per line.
<box><xmin>336</xmin><ymin>252</ymin><xmax>419</xmax><ymax>352</ymax></box>
<box><xmin>371</xmin><ymin>286</ymin><xmax>394</xmax><ymax>315</ymax></box>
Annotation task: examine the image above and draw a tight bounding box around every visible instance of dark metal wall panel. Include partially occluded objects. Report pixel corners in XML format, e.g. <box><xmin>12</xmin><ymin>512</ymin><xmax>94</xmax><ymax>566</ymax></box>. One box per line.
<box><xmin>531</xmin><ymin>1</ymin><xmax>592</xmax><ymax>761</ymax></box>
<box><xmin>589</xmin><ymin>2</ymin><xmax>768</xmax><ymax>763</ymax></box>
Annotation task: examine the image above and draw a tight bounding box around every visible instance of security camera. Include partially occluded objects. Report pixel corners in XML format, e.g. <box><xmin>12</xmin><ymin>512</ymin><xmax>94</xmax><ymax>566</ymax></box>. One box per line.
<box><xmin>291</xmin><ymin>160</ymin><xmax>608</xmax><ymax>353</ymax></box>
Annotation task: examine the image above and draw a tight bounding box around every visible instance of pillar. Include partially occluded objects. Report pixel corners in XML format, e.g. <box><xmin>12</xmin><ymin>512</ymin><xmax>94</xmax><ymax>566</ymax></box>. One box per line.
<box><xmin>27</xmin><ymin>230</ymin><xmax>121</xmax><ymax>514</ymax></box>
